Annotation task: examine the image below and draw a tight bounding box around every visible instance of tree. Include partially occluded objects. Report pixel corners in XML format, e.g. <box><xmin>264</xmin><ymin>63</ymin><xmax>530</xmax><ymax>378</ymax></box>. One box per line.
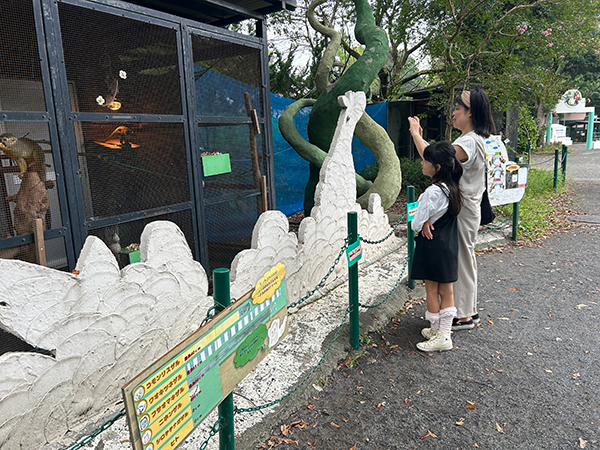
<box><xmin>269</xmin><ymin>0</ymin><xmax>600</xmax><ymax>143</ymax></box>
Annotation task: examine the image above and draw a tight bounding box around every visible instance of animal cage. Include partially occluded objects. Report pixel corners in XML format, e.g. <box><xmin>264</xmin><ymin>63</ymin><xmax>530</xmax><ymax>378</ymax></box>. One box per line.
<box><xmin>0</xmin><ymin>0</ymin><xmax>279</xmax><ymax>273</ymax></box>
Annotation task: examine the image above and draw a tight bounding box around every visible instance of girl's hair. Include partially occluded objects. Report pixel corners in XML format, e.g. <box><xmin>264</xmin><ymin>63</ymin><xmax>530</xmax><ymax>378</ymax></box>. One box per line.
<box><xmin>423</xmin><ymin>141</ymin><xmax>463</xmax><ymax>216</ymax></box>
<box><xmin>453</xmin><ymin>88</ymin><xmax>495</xmax><ymax>138</ymax></box>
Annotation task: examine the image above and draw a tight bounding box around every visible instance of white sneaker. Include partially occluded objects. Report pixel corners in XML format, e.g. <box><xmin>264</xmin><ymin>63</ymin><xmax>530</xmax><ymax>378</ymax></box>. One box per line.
<box><xmin>416</xmin><ymin>332</ymin><xmax>453</xmax><ymax>352</ymax></box>
<box><xmin>421</xmin><ymin>328</ymin><xmax>439</xmax><ymax>340</ymax></box>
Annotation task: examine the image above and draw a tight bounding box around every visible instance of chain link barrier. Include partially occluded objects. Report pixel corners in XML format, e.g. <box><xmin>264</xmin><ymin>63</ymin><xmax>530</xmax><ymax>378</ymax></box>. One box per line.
<box><xmin>359</xmin><ymin>213</ymin><xmax>406</xmax><ymax>245</ymax></box>
<box><xmin>197</xmin><ymin>418</ymin><xmax>224</xmax><ymax>450</ymax></box>
<box><xmin>528</xmin><ymin>155</ymin><xmax>556</xmax><ymax>166</ymax></box>
<box><xmin>287</xmin><ymin>239</ymin><xmax>349</xmax><ymax>309</ymax></box>
<box><xmin>358</xmin><ymin>254</ymin><xmax>409</xmax><ymax>309</ymax></box>
<box><xmin>68</xmin><ymin>408</ymin><xmax>125</xmax><ymax>450</ymax></box>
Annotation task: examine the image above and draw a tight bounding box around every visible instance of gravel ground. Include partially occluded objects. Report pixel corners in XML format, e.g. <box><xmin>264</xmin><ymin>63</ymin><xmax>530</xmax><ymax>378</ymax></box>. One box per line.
<box><xmin>258</xmin><ymin>144</ymin><xmax>600</xmax><ymax>450</ymax></box>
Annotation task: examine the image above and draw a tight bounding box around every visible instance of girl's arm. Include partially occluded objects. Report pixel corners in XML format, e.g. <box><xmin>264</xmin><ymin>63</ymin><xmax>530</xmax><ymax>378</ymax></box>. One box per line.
<box><xmin>421</xmin><ymin>220</ymin><xmax>434</xmax><ymax>240</ymax></box>
<box><xmin>408</xmin><ymin>116</ymin><xmax>428</xmax><ymax>158</ymax></box>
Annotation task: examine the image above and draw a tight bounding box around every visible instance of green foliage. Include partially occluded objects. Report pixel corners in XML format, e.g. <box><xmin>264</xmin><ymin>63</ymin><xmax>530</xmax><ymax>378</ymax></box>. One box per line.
<box><xmin>537</xmin><ymin>142</ymin><xmax>564</xmax><ymax>153</ymax></box>
<box><xmin>358</xmin><ymin>161</ymin><xmax>378</xmax><ymax>182</ymax></box>
<box><xmin>399</xmin><ymin>157</ymin><xmax>429</xmax><ymax>197</ymax></box>
<box><xmin>497</xmin><ymin>167</ymin><xmax>569</xmax><ymax>243</ymax></box>
<box><xmin>359</xmin><ymin>332</ymin><xmax>372</xmax><ymax>346</ymax></box>
<box><xmin>517</xmin><ymin>106</ymin><xmax>539</xmax><ymax>154</ymax></box>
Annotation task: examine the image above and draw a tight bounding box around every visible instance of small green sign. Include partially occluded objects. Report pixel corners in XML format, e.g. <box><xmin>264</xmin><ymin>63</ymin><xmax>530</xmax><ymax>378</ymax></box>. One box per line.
<box><xmin>407</xmin><ymin>202</ymin><xmax>419</xmax><ymax>222</ymax></box>
<box><xmin>346</xmin><ymin>238</ymin><xmax>362</xmax><ymax>267</ymax></box>
<box><xmin>202</xmin><ymin>153</ymin><xmax>231</xmax><ymax>177</ymax></box>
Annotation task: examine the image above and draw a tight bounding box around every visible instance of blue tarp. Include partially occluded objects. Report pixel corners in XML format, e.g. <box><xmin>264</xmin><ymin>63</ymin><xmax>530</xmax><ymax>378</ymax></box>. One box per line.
<box><xmin>271</xmin><ymin>94</ymin><xmax>388</xmax><ymax>216</ymax></box>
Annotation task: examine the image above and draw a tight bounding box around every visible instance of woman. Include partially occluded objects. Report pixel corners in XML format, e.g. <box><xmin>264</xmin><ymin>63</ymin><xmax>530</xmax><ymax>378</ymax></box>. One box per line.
<box><xmin>408</xmin><ymin>88</ymin><xmax>495</xmax><ymax>330</ymax></box>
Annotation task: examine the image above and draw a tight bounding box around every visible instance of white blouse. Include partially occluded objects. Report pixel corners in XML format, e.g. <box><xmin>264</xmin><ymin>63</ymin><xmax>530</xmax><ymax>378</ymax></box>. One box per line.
<box><xmin>411</xmin><ymin>183</ymin><xmax>449</xmax><ymax>233</ymax></box>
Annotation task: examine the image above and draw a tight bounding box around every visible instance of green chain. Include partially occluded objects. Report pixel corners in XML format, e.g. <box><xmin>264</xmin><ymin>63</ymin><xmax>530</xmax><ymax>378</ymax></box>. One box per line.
<box><xmin>197</xmin><ymin>417</ymin><xmax>224</xmax><ymax>450</ymax></box>
<box><xmin>360</xmin><ymin>213</ymin><xmax>406</xmax><ymax>245</ymax></box>
<box><xmin>68</xmin><ymin>408</ymin><xmax>125</xmax><ymax>450</ymax></box>
<box><xmin>288</xmin><ymin>239</ymin><xmax>349</xmax><ymax>309</ymax></box>
<box><xmin>234</xmin><ymin>306</ymin><xmax>350</xmax><ymax>414</ymax></box>
<box><xmin>358</xmin><ymin>255</ymin><xmax>408</xmax><ymax>309</ymax></box>
<box><xmin>478</xmin><ymin>213</ymin><xmax>514</xmax><ymax>234</ymax></box>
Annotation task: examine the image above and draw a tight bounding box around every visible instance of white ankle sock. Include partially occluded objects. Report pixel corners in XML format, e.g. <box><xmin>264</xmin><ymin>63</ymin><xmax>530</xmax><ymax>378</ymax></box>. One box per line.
<box><xmin>439</xmin><ymin>307</ymin><xmax>457</xmax><ymax>334</ymax></box>
<box><xmin>425</xmin><ymin>310</ymin><xmax>440</xmax><ymax>330</ymax></box>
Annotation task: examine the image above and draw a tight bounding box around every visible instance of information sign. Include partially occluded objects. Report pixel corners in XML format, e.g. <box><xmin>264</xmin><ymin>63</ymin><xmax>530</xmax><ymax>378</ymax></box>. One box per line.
<box><xmin>122</xmin><ymin>264</ymin><xmax>288</xmax><ymax>450</ymax></box>
<box><xmin>406</xmin><ymin>202</ymin><xmax>418</xmax><ymax>222</ymax></box>
<box><xmin>346</xmin><ymin>238</ymin><xmax>362</xmax><ymax>267</ymax></box>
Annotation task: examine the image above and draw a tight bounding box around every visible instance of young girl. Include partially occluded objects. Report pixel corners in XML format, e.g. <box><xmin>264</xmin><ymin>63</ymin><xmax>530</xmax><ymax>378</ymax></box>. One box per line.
<box><xmin>410</xmin><ymin>141</ymin><xmax>463</xmax><ymax>352</ymax></box>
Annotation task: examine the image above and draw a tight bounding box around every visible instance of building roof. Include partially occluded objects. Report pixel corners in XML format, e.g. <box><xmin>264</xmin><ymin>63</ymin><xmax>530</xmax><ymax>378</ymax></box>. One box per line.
<box><xmin>128</xmin><ymin>0</ymin><xmax>296</xmax><ymax>26</ymax></box>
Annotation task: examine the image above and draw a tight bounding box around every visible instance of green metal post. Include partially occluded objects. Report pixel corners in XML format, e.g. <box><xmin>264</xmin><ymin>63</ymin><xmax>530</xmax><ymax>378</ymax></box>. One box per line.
<box><xmin>407</xmin><ymin>186</ymin><xmax>415</xmax><ymax>289</ymax></box>
<box><xmin>587</xmin><ymin>111</ymin><xmax>595</xmax><ymax>150</ymax></box>
<box><xmin>512</xmin><ymin>202</ymin><xmax>519</xmax><ymax>241</ymax></box>
<box><xmin>553</xmin><ymin>148</ymin><xmax>559</xmax><ymax>192</ymax></box>
<box><xmin>562</xmin><ymin>145</ymin><xmax>568</xmax><ymax>184</ymax></box>
<box><xmin>348</xmin><ymin>211</ymin><xmax>360</xmax><ymax>351</ymax></box>
<box><xmin>214</xmin><ymin>268</ymin><xmax>235</xmax><ymax>450</ymax></box>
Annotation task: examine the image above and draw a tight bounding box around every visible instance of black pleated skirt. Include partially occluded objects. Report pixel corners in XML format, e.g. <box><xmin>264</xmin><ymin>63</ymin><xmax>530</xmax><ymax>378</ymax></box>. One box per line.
<box><xmin>411</xmin><ymin>211</ymin><xmax>458</xmax><ymax>283</ymax></box>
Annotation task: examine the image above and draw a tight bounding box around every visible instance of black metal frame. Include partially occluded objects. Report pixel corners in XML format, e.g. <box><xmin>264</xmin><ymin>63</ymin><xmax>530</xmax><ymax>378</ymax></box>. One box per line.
<box><xmin>0</xmin><ymin>0</ymin><xmax>276</xmax><ymax>272</ymax></box>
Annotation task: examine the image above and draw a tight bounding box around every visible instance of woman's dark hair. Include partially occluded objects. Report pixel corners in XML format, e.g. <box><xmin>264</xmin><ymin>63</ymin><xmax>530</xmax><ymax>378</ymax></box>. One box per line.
<box><xmin>453</xmin><ymin>88</ymin><xmax>495</xmax><ymax>138</ymax></box>
<box><xmin>423</xmin><ymin>141</ymin><xmax>463</xmax><ymax>216</ymax></box>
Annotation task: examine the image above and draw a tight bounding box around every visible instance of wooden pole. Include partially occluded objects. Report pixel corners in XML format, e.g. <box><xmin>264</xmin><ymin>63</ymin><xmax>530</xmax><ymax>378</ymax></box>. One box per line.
<box><xmin>244</xmin><ymin>92</ymin><xmax>266</xmax><ymax>214</ymax></box>
<box><xmin>33</xmin><ymin>218</ymin><xmax>46</xmax><ymax>266</ymax></box>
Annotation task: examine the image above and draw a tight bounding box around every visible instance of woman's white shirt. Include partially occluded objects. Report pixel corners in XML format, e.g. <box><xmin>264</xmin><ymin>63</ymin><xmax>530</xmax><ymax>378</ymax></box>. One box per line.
<box><xmin>411</xmin><ymin>183</ymin><xmax>449</xmax><ymax>233</ymax></box>
<box><xmin>453</xmin><ymin>131</ymin><xmax>480</xmax><ymax>171</ymax></box>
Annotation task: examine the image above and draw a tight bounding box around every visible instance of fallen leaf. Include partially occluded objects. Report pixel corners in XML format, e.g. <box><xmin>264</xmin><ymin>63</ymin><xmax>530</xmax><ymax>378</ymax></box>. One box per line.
<box><xmin>456</xmin><ymin>417</ymin><xmax>465</xmax><ymax>426</ymax></box>
<box><xmin>291</xmin><ymin>420</ymin><xmax>309</xmax><ymax>429</ymax></box>
<box><xmin>466</xmin><ymin>401</ymin><xmax>476</xmax><ymax>409</ymax></box>
<box><xmin>579</xmin><ymin>437</ymin><xmax>587</xmax><ymax>448</ymax></box>
<box><xmin>282</xmin><ymin>438</ymin><xmax>299</xmax><ymax>445</ymax></box>
<box><xmin>281</xmin><ymin>424</ymin><xmax>291</xmax><ymax>436</ymax></box>
<box><xmin>509</xmin><ymin>287</ymin><xmax>519</xmax><ymax>291</ymax></box>
<box><xmin>572</xmin><ymin>373</ymin><xmax>580</xmax><ymax>379</ymax></box>
<box><xmin>350</xmin><ymin>445</ymin><xmax>357</xmax><ymax>450</ymax></box>
<box><xmin>390</xmin><ymin>344</ymin><xmax>398</xmax><ymax>349</ymax></box>
<box><xmin>496</xmin><ymin>422</ymin><xmax>504</xmax><ymax>433</ymax></box>
<box><xmin>488</xmin><ymin>320</ymin><xmax>494</xmax><ymax>325</ymax></box>
<box><xmin>421</xmin><ymin>430</ymin><xmax>437</xmax><ymax>439</ymax></box>
<box><xmin>330</xmin><ymin>422</ymin><xmax>340</xmax><ymax>428</ymax></box>
<box><xmin>382</xmin><ymin>348</ymin><xmax>389</xmax><ymax>355</ymax></box>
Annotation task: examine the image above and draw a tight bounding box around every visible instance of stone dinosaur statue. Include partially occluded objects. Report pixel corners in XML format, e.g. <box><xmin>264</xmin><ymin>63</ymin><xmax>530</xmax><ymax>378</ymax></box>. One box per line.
<box><xmin>278</xmin><ymin>0</ymin><xmax>401</xmax><ymax>215</ymax></box>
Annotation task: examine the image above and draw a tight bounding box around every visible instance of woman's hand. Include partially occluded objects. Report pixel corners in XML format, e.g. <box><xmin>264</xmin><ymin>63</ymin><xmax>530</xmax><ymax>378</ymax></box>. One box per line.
<box><xmin>422</xmin><ymin>220</ymin><xmax>434</xmax><ymax>240</ymax></box>
<box><xmin>407</xmin><ymin>116</ymin><xmax>422</xmax><ymax>138</ymax></box>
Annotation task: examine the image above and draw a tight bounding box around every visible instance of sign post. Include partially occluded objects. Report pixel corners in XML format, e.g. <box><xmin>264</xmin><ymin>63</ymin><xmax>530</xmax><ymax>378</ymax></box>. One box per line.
<box><xmin>347</xmin><ymin>211</ymin><xmax>360</xmax><ymax>351</ymax></box>
<box><xmin>214</xmin><ymin>268</ymin><xmax>234</xmax><ymax>450</ymax></box>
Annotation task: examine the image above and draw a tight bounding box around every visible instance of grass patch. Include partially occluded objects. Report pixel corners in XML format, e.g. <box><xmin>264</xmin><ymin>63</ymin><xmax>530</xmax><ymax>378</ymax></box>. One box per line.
<box><xmin>496</xmin><ymin>167</ymin><xmax>572</xmax><ymax>243</ymax></box>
